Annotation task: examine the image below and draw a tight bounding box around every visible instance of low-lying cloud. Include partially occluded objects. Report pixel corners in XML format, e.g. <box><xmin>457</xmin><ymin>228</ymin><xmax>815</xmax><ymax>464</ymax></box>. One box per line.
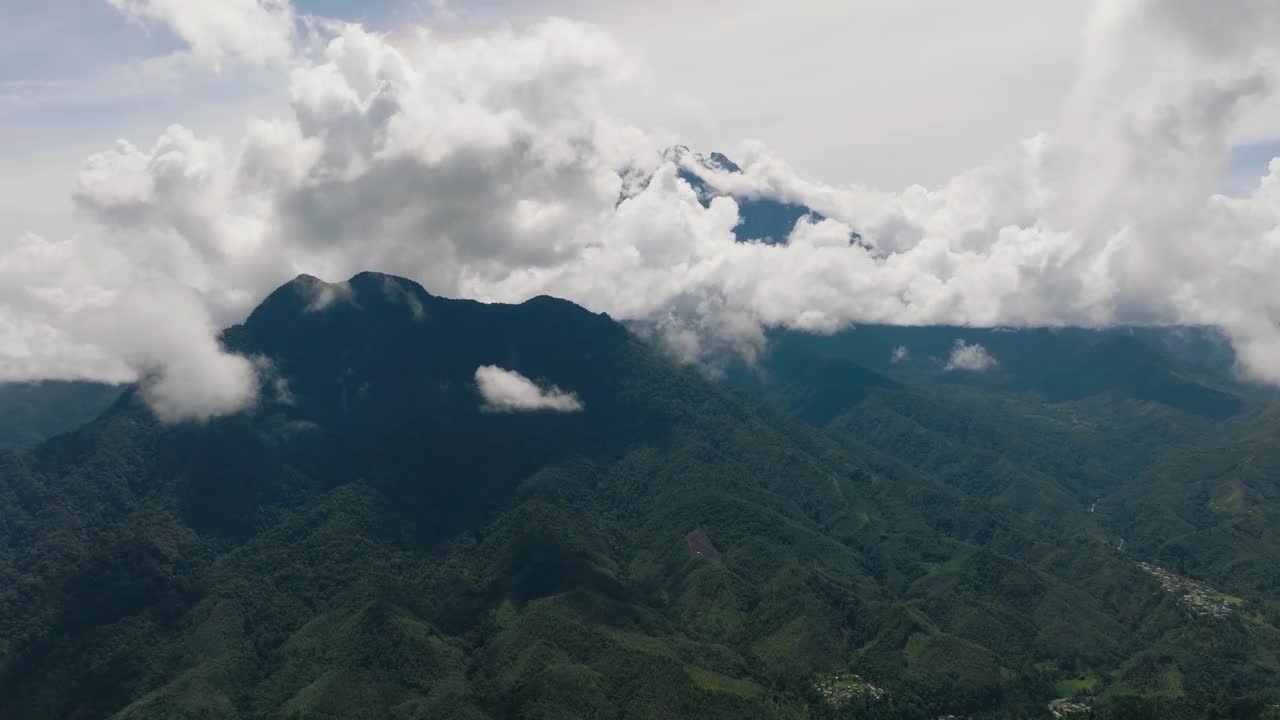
<box><xmin>944</xmin><ymin>341</ymin><xmax>999</xmax><ymax>372</ymax></box>
<box><xmin>2</xmin><ymin>0</ymin><xmax>1280</xmax><ymax>420</ymax></box>
<box><xmin>474</xmin><ymin>366</ymin><xmax>584</xmax><ymax>413</ymax></box>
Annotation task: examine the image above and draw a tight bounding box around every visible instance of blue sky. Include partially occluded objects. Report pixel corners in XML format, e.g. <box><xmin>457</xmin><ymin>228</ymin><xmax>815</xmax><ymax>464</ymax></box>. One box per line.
<box><xmin>1228</xmin><ymin>142</ymin><xmax>1280</xmax><ymax>195</ymax></box>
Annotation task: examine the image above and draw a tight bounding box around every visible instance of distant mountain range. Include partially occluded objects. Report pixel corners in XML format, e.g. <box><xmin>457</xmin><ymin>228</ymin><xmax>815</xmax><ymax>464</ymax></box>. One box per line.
<box><xmin>0</xmin><ymin>381</ymin><xmax>122</xmax><ymax>449</ymax></box>
<box><xmin>2</xmin><ymin>273</ymin><xmax>1280</xmax><ymax>719</ymax></box>
<box><xmin>756</xmin><ymin>324</ymin><xmax>1244</xmax><ymax>419</ymax></box>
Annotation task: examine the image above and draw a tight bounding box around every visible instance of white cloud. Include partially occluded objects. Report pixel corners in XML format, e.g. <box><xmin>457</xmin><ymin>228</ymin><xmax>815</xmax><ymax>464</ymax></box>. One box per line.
<box><xmin>0</xmin><ymin>231</ymin><xmax>259</xmax><ymax>421</ymax></box>
<box><xmin>891</xmin><ymin>346</ymin><xmax>910</xmax><ymax>364</ymax></box>
<box><xmin>4</xmin><ymin>0</ymin><xmax>1280</xmax><ymax>422</ymax></box>
<box><xmin>551</xmin><ymin>0</ymin><xmax>1089</xmax><ymax>188</ymax></box>
<box><xmin>944</xmin><ymin>341</ymin><xmax>998</xmax><ymax>372</ymax></box>
<box><xmin>474</xmin><ymin>365</ymin><xmax>584</xmax><ymax>413</ymax></box>
<box><xmin>107</xmin><ymin>0</ymin><xmax>295</xmax><ymax>70</ymax></box>
<box><xmin>126</xmin><ymin>288</ymin><xmax>262</xmax><ymax>422</ymax></box>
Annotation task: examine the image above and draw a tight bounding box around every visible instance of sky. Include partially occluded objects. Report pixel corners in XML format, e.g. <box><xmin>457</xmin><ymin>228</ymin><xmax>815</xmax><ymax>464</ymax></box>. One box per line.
<box><xmin>1</xmin><ymin>0</ymin><xmax>1280</xmax><ymax>420</ymax></box>
<box><xmin>0</xmin><ymin>0</ymin><xmax>1090</xmax><ymax>240</ymax></box>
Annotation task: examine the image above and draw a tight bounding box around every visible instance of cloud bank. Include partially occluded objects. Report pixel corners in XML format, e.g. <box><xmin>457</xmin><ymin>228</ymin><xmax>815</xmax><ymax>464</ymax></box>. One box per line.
<box><xmin>474</xmin><ymin>366</ymin><xmax>584</xmax><ymax>413</ymax></box>
<box><xmin>2</xmin><ymin>0</ymin><xmax>1280</xmax><ymax>420</ymax></box>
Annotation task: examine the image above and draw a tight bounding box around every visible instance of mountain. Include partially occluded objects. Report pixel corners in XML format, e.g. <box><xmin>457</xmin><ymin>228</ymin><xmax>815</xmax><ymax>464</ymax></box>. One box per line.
<box><xmin>0</xmin><ymin>380</ymin><xmax>123</xmax><ymax>449</ymax></box>
<box><xmin>2</xmin><ymin>273</ymin><xmax>1279</xmax><ymax>719</ymax></box>
<box><xmin>637</xmin><ymin>146</ymin><xmax>863</xmax><ymax>246</ymax></box>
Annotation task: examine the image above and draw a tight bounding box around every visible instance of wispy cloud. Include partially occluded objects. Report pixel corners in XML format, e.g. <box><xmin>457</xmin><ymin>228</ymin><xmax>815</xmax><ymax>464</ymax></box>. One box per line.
<box><xmin>107</xmin><ymin>0</ymin><xmax>295</xmax><ymax>71</ymax></box>
<box><xmin>0</xmin><ymin>79</ymin><xmax>65</xmax><ymax>107</ymax></box>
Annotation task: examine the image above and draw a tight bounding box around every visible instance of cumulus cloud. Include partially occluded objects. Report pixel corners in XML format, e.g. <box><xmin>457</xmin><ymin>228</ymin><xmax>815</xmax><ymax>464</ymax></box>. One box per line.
<box><xmin>4</xmin><ymin>0</ymin><xmax>1280</xmax><ymax>421</ymax></box>
<box><xmin>107</xmin><ymin>0</ymin><xmax>295</xmax><ymax>69</ymax></box>
<box><xmin>891</xmin><ymin>346</ymin><xmax>910</xmax><ymax>364</ymax></box>
<box><xmin>127</xmin><ymin>291</ymin><xmax>261</xmax><ymax>422</ymax></box>
<box><xmin>474</xmin><ymin>366</ymin><xmax>584</xmax><ymax>413</ymax></box>
<box><xmin>0</xmin><ymin>230</ymin><xmax>261</xmax><ymax>421</ymax></box>
<box><xmin>944</xmin><ymin>341</ymin><xmax>999</xmax><ymax>372</ymax></box>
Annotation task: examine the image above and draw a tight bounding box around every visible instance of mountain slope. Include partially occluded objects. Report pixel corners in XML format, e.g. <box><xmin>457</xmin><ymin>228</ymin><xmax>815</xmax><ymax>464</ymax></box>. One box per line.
<box><xmin>735</xmin><ymin>328</ymin><xmax>1280</xmax><ymax>712</ymax></box>
<box><xmin>2</xmin><ymin>273</ymin><xmax>1278</xmax><ymax>719</ymax></box>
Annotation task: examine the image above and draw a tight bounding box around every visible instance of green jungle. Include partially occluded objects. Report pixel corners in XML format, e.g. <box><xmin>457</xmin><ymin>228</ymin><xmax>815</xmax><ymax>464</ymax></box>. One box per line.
<box><xmin>3</xmin><ymin>272</ymin><xmax>1280</xmax><ymax>719</ymax></box>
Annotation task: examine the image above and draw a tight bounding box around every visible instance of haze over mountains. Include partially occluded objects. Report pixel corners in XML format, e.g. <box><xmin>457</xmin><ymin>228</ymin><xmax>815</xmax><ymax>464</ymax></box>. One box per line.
<box><xmin>0</xmin><ymin>382</ymin><xmax>122</xmax><ymax>450</ymax></box>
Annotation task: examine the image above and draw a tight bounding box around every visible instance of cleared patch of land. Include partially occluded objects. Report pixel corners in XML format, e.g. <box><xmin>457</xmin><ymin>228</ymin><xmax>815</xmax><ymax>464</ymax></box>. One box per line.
<box><xmin>686</xmin><ymin>527</ymin><xmax>721</xmax><ymax>560</ymax></box>
<box><xmin>1137</xmin><ymin>561</ymin><xmax>1238</xmax><ymax>619</ymax></box>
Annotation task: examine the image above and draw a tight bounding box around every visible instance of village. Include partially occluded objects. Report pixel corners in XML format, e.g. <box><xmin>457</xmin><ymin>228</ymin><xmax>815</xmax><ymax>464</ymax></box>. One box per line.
<box><xmin>1136</xmin><ymin>561</ymin><xmax>1237</xmax><ymax>619</ymax></box>
<box><xmin>1047</xmin><ymin>697</ymin><xmax>1092</xmax><ymax>717</ymax></box>
<box><xmin>812</xmin><ymin>673</ymin><xmax>886</xmax><ymax>707</ymax></box>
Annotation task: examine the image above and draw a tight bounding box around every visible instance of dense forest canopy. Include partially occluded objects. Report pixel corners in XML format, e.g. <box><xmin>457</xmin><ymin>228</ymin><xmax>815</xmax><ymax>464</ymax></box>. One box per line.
<box><xmin>3</xmin><ymin>273</ymin><xmax>1280</xmax><ymax>719</ymax></box>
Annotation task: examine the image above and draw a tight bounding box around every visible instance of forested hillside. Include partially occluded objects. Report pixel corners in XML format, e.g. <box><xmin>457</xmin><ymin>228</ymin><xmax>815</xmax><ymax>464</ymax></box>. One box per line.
<box><xmin>2</xmin><ymin>274</ymin><xmax>1279</xmax><ymax>718</ymax></box>
<box><xmin>736</xmin><ymin>327</ymin><xmax>1280</xmax><ymax>717</ymax></box>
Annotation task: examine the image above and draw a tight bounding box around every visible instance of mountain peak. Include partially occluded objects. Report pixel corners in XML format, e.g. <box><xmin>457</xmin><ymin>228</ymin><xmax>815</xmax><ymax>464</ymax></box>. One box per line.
<box><xmin>647</xmin><ymin>145</ymin><xmax>861</xmax><ymax>247</ymax></box>
<box><xmin>289</xmin><ymin>272</ymin><xmax>324</xmax><ymax>285</ymax></box>
<box><xmin>706</xmin><ymin>151</ymin><xmax>742</xmax><ymax>174</ymax></box>
<box><xmin>660</xmin><ymin>145</ymin><xmax>741</xmax><ymax>176</ymax></box>
<box><xmin>346</xmin><ymin>270</ymin><xmax>428</xmax><ymax>293</ymax></box>
<box><xmin>246</xmin><ymin>271</ymin><xmax>437</xmax><ymax>324</ymax></box>
<box><xmin>231</xmin><ymin>271</ymin><xmax>627</xmax><ymax>388</ymax></box>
